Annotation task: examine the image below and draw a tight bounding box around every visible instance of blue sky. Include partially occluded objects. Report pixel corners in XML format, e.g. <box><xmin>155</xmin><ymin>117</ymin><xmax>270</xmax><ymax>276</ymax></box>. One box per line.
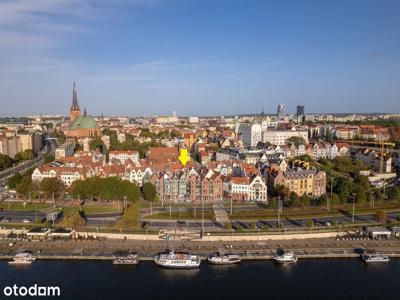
<box><xmin>0</xmin><ymin>0</ymin><xmax>399</xmax><ymax>116</ymax></box>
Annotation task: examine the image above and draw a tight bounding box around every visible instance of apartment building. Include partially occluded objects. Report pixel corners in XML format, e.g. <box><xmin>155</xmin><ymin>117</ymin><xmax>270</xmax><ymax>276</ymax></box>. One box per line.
<box><xmin>109</xmin><ymin>150</ymin><xmax>139</xmax><ymax>164</ymax></box>
<box><xmin>0</xmin><ymin>136</ymin><xmax>22</xmax><ymax>158</ymax></box>
<box><xmin>262</xmin><ymin>129</ymin><xmax>309</xmax><ymax>146</ymax></box>
<box><xmin>268</xmin><ymin>160</ymin><xmax>326</xmax><ymax>197</ymax></box>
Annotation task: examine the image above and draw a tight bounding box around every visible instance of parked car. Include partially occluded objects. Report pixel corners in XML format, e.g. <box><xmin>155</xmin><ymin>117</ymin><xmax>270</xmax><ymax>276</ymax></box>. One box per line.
<box><xmin>22</xmin><ymin>218</ymin><xmax>31</xmax><ymax>224</ymax></box>
<box><xmin>1</xmin><ymin>217</ymin><xmax>11</xmax><ymax>222</ymax></box>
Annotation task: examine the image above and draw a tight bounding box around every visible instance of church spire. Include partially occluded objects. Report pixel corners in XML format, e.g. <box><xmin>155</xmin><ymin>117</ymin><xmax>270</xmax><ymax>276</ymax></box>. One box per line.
<box><xmin>71</xmin><ymin>81</ymin><xmax>79</xmax><ymax>110</ymax></box>
<box><xmin>70</xmin><ymin>81</ymin><xmax>81</xmax><ymax>123</ymax></box>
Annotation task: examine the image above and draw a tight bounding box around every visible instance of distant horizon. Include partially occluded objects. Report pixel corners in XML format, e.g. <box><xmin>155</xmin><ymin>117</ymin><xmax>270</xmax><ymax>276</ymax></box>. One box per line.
<box><xmin>1</xmin><ymin>110</ymin><xmax>400</xmax><ymax>119</ymax></box>
<box><xmin>0</xmin><ymin>1</ymin><xmax>399</xmax><ymax>116</ymax></box>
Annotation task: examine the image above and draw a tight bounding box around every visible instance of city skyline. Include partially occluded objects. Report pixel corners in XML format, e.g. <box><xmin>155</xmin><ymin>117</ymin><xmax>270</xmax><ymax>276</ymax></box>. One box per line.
<box><xmin>1</xmin><ymin>0</ymin><xmax>400</xmax><ymax>116</ymax></box>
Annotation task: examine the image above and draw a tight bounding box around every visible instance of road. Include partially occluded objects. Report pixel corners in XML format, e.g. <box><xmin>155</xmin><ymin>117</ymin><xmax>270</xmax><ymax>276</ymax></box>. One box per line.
<box><xmin>0</xmin><ymin>210</ymin><xmax>47</xmax><ymax>223</ymax></box>
<box><xmin>0</xmin><ymin>137</ymin><xmax>57</xmax><ymax>186</ymax></box>
<box><xmin>2</xmin><ymin>235</ymin><xmax>400</xmax><ymax>258</ymax></box>
<box><xmin>141</xmin><ymin>210</ymin><xmax>400</xmax><ymax>231</ymax></box>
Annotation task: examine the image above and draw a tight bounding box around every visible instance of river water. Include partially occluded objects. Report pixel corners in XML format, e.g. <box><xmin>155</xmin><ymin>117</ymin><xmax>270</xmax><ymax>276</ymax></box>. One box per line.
<box><xmin>1</xmin><ymin>259</ymin><xmax>399</xmax><ymax>299</ymax></box>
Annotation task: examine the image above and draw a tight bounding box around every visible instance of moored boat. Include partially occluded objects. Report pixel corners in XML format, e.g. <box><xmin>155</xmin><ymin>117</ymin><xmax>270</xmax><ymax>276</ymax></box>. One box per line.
<box><xmin>362</xmin><ymin>252</ymin><xmax>390</xmax><ymax>263</ymax></box>
<box><xmin>112</xmin><ymin>251</ymin><xmax>138</xmax><ymax>265</ymax></box>
<box><xmin>154</xmin><ymin>250</ymin><xmax>201</xmax><ymax>269</ymax></box>
<box><xmin>273</xmin><ymin>252</ymin><xmax>297</xmax><ymax>264</ymax></box>
<box><xmin>208</xmin><ymin>252</ymin><xmax>241</xmax><ymax>265</ymax></box>
<box><xmin>8</xmin><ymin>252</ymin><xmax>36</xmax><ymax>265</ymax></box>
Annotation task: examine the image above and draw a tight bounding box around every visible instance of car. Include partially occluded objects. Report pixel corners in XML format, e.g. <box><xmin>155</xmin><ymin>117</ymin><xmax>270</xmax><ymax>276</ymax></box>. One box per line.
<box><xmin>8</xmin><ymin>242</ymin><xmax>15</xmax><ymax>247</ymax></box>
<box><xmin>1</xmin><ymin>217</ymin><xmax>11</xmax><ymax>222</ymax></box>
<box><xmin>22</xmin><ymin>218</ymin><xmax>31</xmax><ymax>223</ymax></box>
<box><xmin>177</xmin><ymin>220</ymin><xmax>186</xmax><ymax>226</ymax></box>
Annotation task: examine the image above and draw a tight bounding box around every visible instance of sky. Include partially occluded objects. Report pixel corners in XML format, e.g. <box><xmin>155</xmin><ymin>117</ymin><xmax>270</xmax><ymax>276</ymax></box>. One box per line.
<box><xmin>0</xmin><ymin>0</ymin><xmax>399</xmax><ymax>117</ymax></box>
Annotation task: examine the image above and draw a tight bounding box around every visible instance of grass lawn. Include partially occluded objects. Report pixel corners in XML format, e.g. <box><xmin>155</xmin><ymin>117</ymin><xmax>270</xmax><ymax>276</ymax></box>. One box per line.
<box><xmin>115</xmin><ymin>201</ymin><xmax>141</xmax><ymax>229</ymax></box>
<box><xmin>230</xmin><ymin>202</ymin><xmax>400</xmax><ymax>220</ymax></box>
<box><xmin>146</xmin><ymin>210</ymin><xmax>215</xmax><ymax>220</ymax></box>
<box><xmin>0</xmin><ymin>202</ymin><xmax>52</xmax><ymax>211</ymax></box>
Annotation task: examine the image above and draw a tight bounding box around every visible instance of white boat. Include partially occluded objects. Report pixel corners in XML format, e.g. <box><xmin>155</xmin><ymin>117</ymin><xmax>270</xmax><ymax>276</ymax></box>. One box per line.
<box><xmin>362</xmin><ymin>252</ymin><xmax>390</xmax><ymax>263</ymax></box>
<box><xmin>208</xmin><ymin>253</ymin><xmax>241</xmax><ymax>265</ymax></box>
<box><xmin>8</xmin><ymin>252</ymin><xmax>36</xmax><ymax>265</ymax></box>
<box><xmin>273</xmin><ymin>252</ymin><xmax>298</xmax><ymax>264</ymax></box>
<box><xmin>112</xmin><ymin>252</ymin><xmax>138</xmax><ymax>265</ymax></box>
<box><xmin>154</xmin><ymin>250</ymin><xmax>201</xmax><ymax>269</ymax></box>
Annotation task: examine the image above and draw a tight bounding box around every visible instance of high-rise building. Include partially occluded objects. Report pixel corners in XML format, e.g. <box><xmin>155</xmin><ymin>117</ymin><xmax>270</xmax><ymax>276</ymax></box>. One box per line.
<box><xmin>277</xmin><ymin>104</ymin><xmax>285</xmax><ymax>118</ymax></box>
<box><xmin>296</xmin><ymin>105</ymin><xmax>305</xmax><ymax>116</ymax></box>
<box><xmin>17</xmin><ymin>133</ymin><xmax>43</xmax><ymax>155</ymax></box>
<box><xmin>238</xmin><ymin>122</ymin><xmax>262</xmax><ymax>148</ymax></box>
<box><xmin>0</xmin><ymin>136</ymin><xmax>22</xmax><ymax>158</ymax></box>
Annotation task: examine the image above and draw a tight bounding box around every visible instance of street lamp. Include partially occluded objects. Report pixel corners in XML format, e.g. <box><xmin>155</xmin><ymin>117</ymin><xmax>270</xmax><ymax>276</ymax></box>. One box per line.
<box><xmin>352</xmin><ymin>193</ymin><xmax>356</xmax><ymax>223</ymax></box>
<box><xmin>277</xmin><ymin>196</ymin><xmax>282</xmax><ymax>228</ymax></box>
<box><xmin>328</xmin><ymin>176</ymin><xmax>334</xmax><ymax>211</ymax></box>
<box><xmin>201</xmin><ymin>198</ymin><xmax>204</xmax><ymax>232</ymax></box>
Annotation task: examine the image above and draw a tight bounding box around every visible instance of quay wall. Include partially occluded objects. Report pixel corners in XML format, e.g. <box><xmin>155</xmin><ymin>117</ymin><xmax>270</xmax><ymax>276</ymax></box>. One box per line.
<box><xmin>1</xmin><ymin>228</ymin><xmax>345</xmax><ymax>241</ymax></box>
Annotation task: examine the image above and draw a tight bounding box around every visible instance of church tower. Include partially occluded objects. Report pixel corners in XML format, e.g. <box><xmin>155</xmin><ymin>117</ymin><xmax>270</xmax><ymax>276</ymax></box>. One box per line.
<box><xmin>70</xmin><ymin>81</ymin><xmax>81</xmax><ymax>122</ymax></box>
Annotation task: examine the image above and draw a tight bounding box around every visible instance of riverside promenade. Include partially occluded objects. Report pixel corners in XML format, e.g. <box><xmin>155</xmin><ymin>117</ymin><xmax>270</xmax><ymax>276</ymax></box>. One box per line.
<box><xmin>2</xmin><ymin>229</ymin><xmax>400</xmax><ymax>262</ymax></box>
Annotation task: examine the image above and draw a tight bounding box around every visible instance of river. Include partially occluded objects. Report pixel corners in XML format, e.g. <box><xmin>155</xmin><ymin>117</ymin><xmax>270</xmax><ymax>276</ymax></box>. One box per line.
<box><xmin>1</xmin><ymin>259</ymin><xmax>399</xmax><ymax>299</ymax></box>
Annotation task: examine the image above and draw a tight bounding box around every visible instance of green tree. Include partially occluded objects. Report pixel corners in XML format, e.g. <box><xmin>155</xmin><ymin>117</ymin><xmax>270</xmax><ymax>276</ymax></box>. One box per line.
<box><xmin>53</xmin><ymin>129</ymin><xmax>66</xmax><ymax>145</ymax></box>
<box><xmin>319</xmin><ymin>194</ymin><xmax>328</xmax><ymax>206</ymax></box>
<box><xmin>289</xmin><ymin>192</ymin><xmax>300</xmax><ymax>207</ymax></box>
<box><xmin>306</xmin><ymin>219</ymin><xmax>314</xmax><ymax>228</ymax></box>
<box><xmin>286</xmin><ymin>136</ymin><xmax>305</xmax><ymax>146</ymax></box>
<box><xmin>356</xmin><ymin>191</ymin><xmax>367</xmax><ymax>205</ymax></box>
<box><xmin>40</xmin><ymin>177</ymin><xmax>65</xmax><ymax>198</ymax></box>
<box><xmin>375</xmin><ymin>190</ymin><xmax>384</xmax><ymax>201</ymax></box>
<box><xmin>142</xmin><ymin>182</ymin><xmax>157</xmax><ymax>202</ymax></box>
<box><xmin>89</xmin><ymin>137</ymin><xmax>104</xmax><ymax>151</ymax></box>
<box><xmin>60</xmin><ymin>208</ymin><xmax>85</xmax><ymax>228</ymax></box>
<box><xmin>273</xmin><ymin>184</ymin><xmax>290</xmax><ymax>199</ymax></box>
<box><xmin>14</xmin><ymin>150</ymin><xmax>34</xmax><ymax>162</ymax></box>
<box><xmin>0</xmin><ymin>153</ymin><xmax>13</xmax><ymax>171</ymax></box>
<box><xmin>115</xmin><ymin>201</ymin><xmax>141</xmax><ymax>229</ymax></box>
<box><xmin>16</xmin><ymin>176</ymin><xmax>37</xmax><ymax>198</ymax></box>
<box><xmin>300</xmin><ymin>194</ymin><xmax>311</xmax><ymax>208</ymax></box>
<box><xmin>334</xmin><ymin>177</ymin><xmax>354</xmax><ymax>201</ymax></box>
<box><xmin>331</xmin><ymin>193</ymin><xmax>341</xmax><ymax>205</ymax></box>
<box><xmin>69</xmin><ymin>177</ymin><xmax>140</xmax><ymax>202</ymax></box>
<box><xmin>294</xmin><ymin>154</ymin><xmax>313</xmax><ymax>163</ymax></box>
<box><xmin>389</xmin><ymin>187</ymin><xmax>400</xmax><ymax>200</ymax></box>
<box><xmin>44</xmin><ymin>154</ymin><xmax>55</xmax><ymax>164</ymax></box>
<box><xmin>224</xmin><ymin>222</ymin><xmax>232</xmax><ymax>230</ymax></box>
<box><xmin>7</xmin><ymin>173</ymin><xmax>22</xmax><ymax>189</ymax></box>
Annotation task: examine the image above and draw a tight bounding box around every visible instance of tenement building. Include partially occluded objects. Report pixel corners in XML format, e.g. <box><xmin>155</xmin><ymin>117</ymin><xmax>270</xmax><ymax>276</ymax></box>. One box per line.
<box><xmin>268</xmin><ymin>160</ymin><xmax>326</xmax><ymax>197</ymax></box>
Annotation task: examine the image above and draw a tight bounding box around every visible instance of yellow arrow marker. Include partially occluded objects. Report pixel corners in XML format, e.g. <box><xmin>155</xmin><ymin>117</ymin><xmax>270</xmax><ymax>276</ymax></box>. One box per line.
<box><xmin>178</xmin><ymin>148</ymin><xmax>190</xmax><ymax>166</ymax></box>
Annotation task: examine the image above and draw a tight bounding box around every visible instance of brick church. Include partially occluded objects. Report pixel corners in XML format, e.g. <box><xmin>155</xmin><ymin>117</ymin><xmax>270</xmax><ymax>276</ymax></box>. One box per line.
<box><xmin>67</xmin><ymin>82</ymin><xmax>101</xmax><ymax>138</ymax></box>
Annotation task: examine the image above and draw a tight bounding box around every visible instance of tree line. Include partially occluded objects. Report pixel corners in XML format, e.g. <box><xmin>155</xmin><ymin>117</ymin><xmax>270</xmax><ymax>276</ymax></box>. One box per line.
<box><xmin>0</xmin><ymin>150</ymin><xmax>35</xmax><ymax>171</ymax></box>
<box><xmin>7</xmin><ymin>171</ymin><xmax>158</xmax><ymax>203</ymax></box>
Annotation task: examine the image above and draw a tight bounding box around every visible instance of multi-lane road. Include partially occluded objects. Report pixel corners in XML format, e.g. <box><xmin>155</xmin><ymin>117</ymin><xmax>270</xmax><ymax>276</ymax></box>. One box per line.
<box><xmin>0</xmin><ymin>136</ymin><xmax>57</xmax><ymax>187</ymax></box>
<box><xmin>143</xmin><ymin>209</ymin><xmax>400</xmax><ymax>232</ymax></box>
